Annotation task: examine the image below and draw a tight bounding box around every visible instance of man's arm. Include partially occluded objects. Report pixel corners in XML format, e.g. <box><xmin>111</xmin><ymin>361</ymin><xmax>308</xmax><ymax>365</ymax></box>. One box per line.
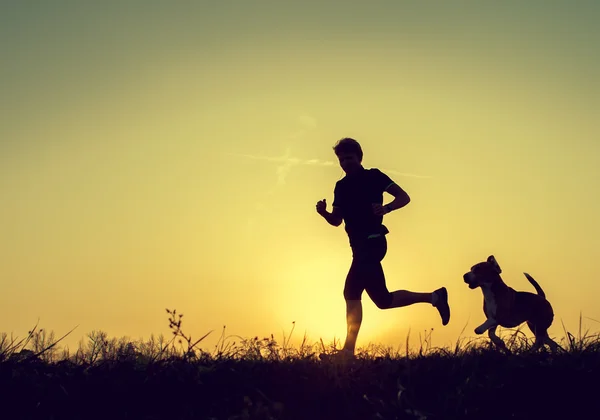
<box><xmin>383</xmin><ymin>183</ymin><xmax>410</xmax><ymax>213</ymax></box>
<box><xmin>321</xmin><ymin>205</ymin><xmax>343</xmax><ymax>227</ymax></box>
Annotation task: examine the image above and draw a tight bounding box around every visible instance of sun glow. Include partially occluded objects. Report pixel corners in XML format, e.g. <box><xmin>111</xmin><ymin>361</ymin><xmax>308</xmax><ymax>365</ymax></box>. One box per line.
<box><xmin>271</xmin><ymin>253</ymin><xmax>349</xmax><ymax>344</ymax></box>
<box><xmin>271</xmin><ymin>248</ymin><xmax>391</xmax><ymax>347</ymax></box>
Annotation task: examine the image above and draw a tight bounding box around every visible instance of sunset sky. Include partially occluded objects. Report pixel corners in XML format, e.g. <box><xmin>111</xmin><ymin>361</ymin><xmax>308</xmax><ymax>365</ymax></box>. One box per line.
<box><xmin>1</xmin><ymin>1</ymin><xmax>599</xmax><ymax>353</ymax></box>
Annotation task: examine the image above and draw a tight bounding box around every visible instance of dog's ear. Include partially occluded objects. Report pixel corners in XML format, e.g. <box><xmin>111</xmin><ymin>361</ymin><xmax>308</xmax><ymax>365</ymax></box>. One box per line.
<box><xmin>487</xmin><ymin>255</ymin><xmax>502</xmax><ymax>274</ymax></box>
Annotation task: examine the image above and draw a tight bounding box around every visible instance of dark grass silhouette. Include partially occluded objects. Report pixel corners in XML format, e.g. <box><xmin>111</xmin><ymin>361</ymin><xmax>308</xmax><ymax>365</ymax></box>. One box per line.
<box><xmin>1</xmin><ymin>310</ymin><xmax>599</xmax><ymax>420</ymax></box>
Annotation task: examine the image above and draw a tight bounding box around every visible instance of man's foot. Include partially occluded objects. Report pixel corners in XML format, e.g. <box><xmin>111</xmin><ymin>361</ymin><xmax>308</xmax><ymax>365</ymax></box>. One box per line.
<box><xmin>432</xmin><ymin>287</ymin><xmax>450</xmax><ymax>326</ymax></box>
<box><xmin>318</xmin><ymin>348</ymin><xmax>355</xmax><ymax>363</ymax></box>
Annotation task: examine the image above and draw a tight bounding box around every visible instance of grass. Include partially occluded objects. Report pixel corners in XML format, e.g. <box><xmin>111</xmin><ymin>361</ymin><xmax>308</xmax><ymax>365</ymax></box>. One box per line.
<box><xmin>1</xmin><ymin>310</ymin><xmax>599</xmax><ymax>420</ymax></box>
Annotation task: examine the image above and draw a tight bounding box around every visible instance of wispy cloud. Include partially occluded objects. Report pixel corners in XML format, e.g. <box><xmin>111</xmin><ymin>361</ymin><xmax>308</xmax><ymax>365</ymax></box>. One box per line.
<box><xmin>232</xmin><ymin>151</ymin><xmax>333</xmax><ymax>167</ymax></box>
<box><xmin>231</xmin><ymin>151</ymin><xmax>432</xmax><ymax>180</ymax></box>
<box><xmin>275</xmin><ymin>147</ymin><xmax>293</xmax><ymax>186</ymax></box>
<box><xmin>237</xmin><ymin>114</ymin><xmax>321</xmax><ymax>238</ymax></box>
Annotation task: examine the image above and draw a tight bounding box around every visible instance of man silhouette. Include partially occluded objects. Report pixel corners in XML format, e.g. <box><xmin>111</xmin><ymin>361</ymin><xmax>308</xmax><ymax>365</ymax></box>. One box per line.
<box><xmin>316</xmin><ymin>137</ymin><xmax>450</xmax><ymax>359</ymax></box>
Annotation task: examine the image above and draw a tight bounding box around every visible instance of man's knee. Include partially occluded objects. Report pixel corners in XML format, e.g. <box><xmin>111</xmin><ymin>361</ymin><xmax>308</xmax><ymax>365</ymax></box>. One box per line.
<box><xmin>372</xmin><ymin>292</ymin><xmax>393</xmax><ymax>309</ymax></box>
<box><xmin>343</xmin><ymin>286</ymin><xmax>361</xmax><ymax>301</ymax></box>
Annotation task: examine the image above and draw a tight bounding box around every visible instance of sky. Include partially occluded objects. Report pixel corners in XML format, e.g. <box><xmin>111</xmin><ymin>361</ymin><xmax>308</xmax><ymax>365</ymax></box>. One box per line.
<box><xmin>1</xmin><ymin>0</ymin><xmax>599</xmax><ymax>354</ymax></box>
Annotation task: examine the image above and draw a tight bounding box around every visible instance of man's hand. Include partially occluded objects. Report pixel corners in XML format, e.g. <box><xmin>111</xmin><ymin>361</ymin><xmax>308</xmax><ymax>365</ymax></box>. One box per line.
<box><xmin>316</xmin><ymin>199</ymin><xmax>343</xmax><ymax>226</ymax></box>
<box><xmin>316</xmin><ymin>199</ymin><xmax>327</xmax><ymax>215</ymax></box>
<box><xmin>372</xmin><ymin>203</ymin><xmax>390</xmax><ymax>216</ymax></box>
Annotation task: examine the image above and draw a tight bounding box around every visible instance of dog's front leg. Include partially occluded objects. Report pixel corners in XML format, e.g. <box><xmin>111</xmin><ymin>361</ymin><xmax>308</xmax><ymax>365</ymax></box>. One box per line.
<box><xmin>488</xmin><ymin>326</ymin><xmax>510</xmax><ymax>353</ymax></box>
<box><xmin>475</xmin><ymin>318</ymin><xmax>497</xmax><ymax>335</ymax></box>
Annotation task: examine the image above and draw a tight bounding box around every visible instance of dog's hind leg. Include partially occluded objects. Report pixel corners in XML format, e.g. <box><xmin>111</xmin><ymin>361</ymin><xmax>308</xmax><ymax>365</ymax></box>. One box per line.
<box><xmin>545</xmin><ymin>336</ymin><xmax>563</xmax><ymax>354</ymax></box>
<box><xmin>530</xmin><ymin>335</ymin><xmax>544</xmax><ymax>352</ymax></box>
<box><xmin>488</xmin><ymin>326</ymin><xmax>510</xmax><ymax>353</ymax></box>
<box><xmin>528</xmin><ymin>322</ymin><xmax>553</xmax><ymax>353</ymax></box>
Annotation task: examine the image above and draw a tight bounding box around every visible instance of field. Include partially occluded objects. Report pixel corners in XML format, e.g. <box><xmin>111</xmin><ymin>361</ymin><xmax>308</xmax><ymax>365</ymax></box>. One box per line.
<box><xmin>1</xmin><ymin>309</ymin><xmax>599</xmax><ymax>420</ymax></box>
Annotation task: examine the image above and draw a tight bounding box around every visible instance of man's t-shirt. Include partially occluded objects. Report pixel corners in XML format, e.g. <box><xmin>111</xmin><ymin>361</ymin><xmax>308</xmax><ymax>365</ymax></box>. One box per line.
<box><xmin>332</xmin><ymin>168</ymin><xmax>396</xmax><ymax>246</ymax></box>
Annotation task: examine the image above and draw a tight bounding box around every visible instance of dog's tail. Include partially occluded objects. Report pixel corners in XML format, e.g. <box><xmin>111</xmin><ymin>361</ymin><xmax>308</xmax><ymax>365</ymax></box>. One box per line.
<box><xmin>523</xmin><ymin>272</ymin><xmax>546</xmax><ymax>298</ymax></box>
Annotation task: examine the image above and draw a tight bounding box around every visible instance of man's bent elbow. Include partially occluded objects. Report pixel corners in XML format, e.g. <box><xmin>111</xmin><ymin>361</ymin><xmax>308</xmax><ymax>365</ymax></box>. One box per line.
<box><xmin>394</xmin><ymin>195</ymin><xmax>410</xmax><ymax>210</ymax></box>
<box><xmin>400</xmin><ymin>191</ymin><xmax>411</xmax><ymax>206</ymax></box>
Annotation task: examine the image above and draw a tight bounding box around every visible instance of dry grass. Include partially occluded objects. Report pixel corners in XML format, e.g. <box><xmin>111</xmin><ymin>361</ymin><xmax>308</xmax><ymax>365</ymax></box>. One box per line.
<box><xmin>1</xmin><ymin>309</ymin><xmax>599</xmax><ymax>419</ymax></box>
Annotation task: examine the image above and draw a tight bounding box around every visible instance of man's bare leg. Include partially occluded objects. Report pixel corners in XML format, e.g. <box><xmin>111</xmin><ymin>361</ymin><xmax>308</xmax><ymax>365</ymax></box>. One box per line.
<box><xmin>342</xmin><ymin>299</ymin><xmax>362</xmax><ymax>355</ymax></box>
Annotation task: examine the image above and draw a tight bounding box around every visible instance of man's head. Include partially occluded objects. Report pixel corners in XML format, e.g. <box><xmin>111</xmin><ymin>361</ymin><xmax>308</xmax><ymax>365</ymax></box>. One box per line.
<box><xmin>333</xmin><ymin>137</ymin><xmax>363</xmax><ymax>174</ymax></box>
